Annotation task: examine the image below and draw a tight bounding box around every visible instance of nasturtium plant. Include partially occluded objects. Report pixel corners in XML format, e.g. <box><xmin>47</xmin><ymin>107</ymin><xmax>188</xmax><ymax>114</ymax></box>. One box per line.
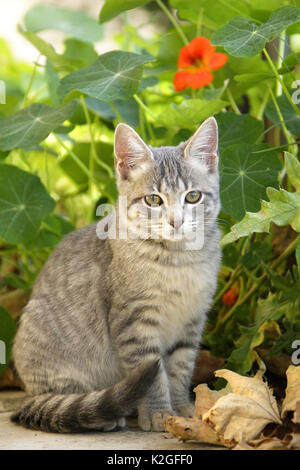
<box><xmin>0</xmin><ymin>101</ymin><xmax>77</xmax><ymax>150</ymax></box>
<box><xmin>58</xmin><ymin>51</ymin><xmax>153</xmax><ymax>101</ymax></box>
<box><xmin>220</xmin><ymin>144</ymin><xmax>281</xmax><ymax>220</ymax></box>
<box><xmin>0</xmin><ymin>0</ymin><xmax>299</xmax><ymax>382</ymax></box>
<box><xmin>0</xmin><ymin>165</ymin><xmax>55</xmax><ymax>244</ymax></box>
<box><xmin>211</xmin><ymin>6</ymin><xmax>300</xmax><ymax>57</ymax></box>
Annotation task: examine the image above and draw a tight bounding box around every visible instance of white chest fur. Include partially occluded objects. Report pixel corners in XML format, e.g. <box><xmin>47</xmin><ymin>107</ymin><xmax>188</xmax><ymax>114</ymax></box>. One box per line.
<box><xmin>152</xmin><ymin>261</ymin><xmax>215</xmax><ymax>350</ymax></box>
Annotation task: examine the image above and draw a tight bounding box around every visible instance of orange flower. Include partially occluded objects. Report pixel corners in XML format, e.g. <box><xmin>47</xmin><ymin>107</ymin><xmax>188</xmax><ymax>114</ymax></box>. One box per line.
<box><xmin>222</xmin><ymin>284</ymin><xmax>238</xmax><ymax>306</ymax></box>
<box><xmin>173</xmin><ymin>37</ymin><xmax>227</xmax><ymax>91</ymax></box>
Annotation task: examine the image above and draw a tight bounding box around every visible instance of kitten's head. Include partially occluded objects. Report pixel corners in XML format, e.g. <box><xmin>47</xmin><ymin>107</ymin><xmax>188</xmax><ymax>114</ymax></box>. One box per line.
<box><xmin>114</xmin><ymin>117</ymin><xmax>220</xmax><ymax>243</ymax></box>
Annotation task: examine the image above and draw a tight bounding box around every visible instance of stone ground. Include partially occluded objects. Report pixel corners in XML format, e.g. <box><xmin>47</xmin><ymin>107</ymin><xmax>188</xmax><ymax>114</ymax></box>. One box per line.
<box><xmin>0</xmin><ymin>390</ymin><xmax>223</xmax><ymax>450</ymax></box>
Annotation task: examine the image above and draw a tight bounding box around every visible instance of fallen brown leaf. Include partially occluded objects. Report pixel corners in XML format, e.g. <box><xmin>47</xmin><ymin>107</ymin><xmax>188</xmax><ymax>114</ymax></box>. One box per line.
<box><xmin>202</xmin><ymin>369</ymin><xmax>281</xmax><ymax>444</ymax></box>
<box><xmin>193</xmin><ymin>383</ymin><xmax>223</xmax><ymax>419</ymax></box>
<box><xmin>234</xmin><ymin>437</ymin><xmax>285</xmax><ymax>450</ymax></box>
<box><xmin>164</xmin><ymin>416</ymin><xmax>230</xmax><ymax>447</ymax></box>
<box><xmin>283</xmin><ymin>433</ymin><xmax>300</xmax><ymax>449</ymax></box>
<box><xmin>282</xmin><ymin>365</ymin><xmax>300</xmax><ymax>421</ymax></box>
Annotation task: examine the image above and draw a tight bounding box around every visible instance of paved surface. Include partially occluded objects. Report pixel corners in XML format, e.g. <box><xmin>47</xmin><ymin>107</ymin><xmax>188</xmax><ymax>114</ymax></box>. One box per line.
<box><xmin>0</xmin><ymin>391</ymin><xmax>222</xmax><ymax>450</ymax></box>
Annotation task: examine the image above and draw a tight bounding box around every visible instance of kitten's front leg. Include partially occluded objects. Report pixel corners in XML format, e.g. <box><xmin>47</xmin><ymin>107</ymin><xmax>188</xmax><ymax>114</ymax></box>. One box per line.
<box><xmin>165</xmin><ymin>342</ymin><xmax>199</xmax><ymax>418</ymax></box>
<box><xmin>113</xmin><ymin>312</ymin><xmax>174</xmax><ymax>431</ymax></box>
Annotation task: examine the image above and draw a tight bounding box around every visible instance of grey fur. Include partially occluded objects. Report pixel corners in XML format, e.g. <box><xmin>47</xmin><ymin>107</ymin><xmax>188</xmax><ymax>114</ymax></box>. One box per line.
<box><xmin>12</xmin><ymin>117</ymin><xmax>221</xmax><ymax>433</ymax></box>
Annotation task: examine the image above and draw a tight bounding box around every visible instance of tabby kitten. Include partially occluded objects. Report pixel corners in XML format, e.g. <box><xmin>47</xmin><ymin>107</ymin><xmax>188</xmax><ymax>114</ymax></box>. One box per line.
<box><xmin>12</xmin><ymin>116</ymin><xmax>221</xmax><ymax>433</ymax></box>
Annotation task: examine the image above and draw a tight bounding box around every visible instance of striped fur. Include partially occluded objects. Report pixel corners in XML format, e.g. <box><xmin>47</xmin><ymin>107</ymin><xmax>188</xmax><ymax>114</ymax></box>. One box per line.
<box><xmin>12</xmin><ymin>118</ymin><xmax>221</xmax><ymax>432</ymax></box>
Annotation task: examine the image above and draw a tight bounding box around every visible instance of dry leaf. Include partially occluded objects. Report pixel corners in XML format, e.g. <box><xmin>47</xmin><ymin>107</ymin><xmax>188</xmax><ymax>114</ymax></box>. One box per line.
<box><xmin>164</xmin><ymin>416</ymin><xmax>229</xmax><ymax>447</ymax></box>
<box><xmin>234</xmin><ymin>437</ymin><xmax>285</xmax><ymax>450</ymax></box>
<box><xmin>293</xmin><ymin>401</ymin><xmax>300</xmax><ymax>424</ymax></box>
<box><xmin>193</xmin><ymin>383</ymin><xmax>223</xmax><ymax>419</ymax></box>
<box><xmin>202</xmin><ymin>369</ymin><xmax>281</xmax><ymax>444</ymax></box>
<box><xmin>283</xmin><ymin>433</ymin><xmax>300</xmax><ymax>449</ymax></box>
<box><xmin>281</xmin><ymin>365</ymin><xmax>300</xmax><ymax>419</ymax></box>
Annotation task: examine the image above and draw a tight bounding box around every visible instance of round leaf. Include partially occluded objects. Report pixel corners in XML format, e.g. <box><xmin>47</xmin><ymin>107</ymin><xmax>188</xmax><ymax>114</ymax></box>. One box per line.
<box><xmin>0</xmin><ymin>164</ymin><xmax>55</xmax><ymax>244</ymax></box>
<box><xmin>24</xmin><ymin>5</ymin><xmax>103</xmax><ymax>43</ymax></box>
<box><xmin>220</xmin><ymin>143</ymin><xmax>281</xmax><ymax>220</ymax></box>
<box><xmin>211</xmin><ymin>6</ymin><xmax>300</xmax><ymax>57</ymax></box>
<box><xmin>0</xmin><ymin>101</ymin><xmax>77</xmax><ymax>151</ymax></box>
<box><xmin>99</xmin><ymin>0</ymin><xmax>151</xmax><ymax>24</ymax></box>
<box><xmin>58</xmin><ymin>51</ymin><xmax>152</xmax><ymax>102</ymax></box>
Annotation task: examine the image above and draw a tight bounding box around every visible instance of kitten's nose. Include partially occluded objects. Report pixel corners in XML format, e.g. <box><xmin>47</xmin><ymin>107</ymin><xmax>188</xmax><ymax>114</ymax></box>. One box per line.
<box><xmin>170</xmin><ymin>217</ymin><xmax>184</xmax><ymax>229</ymax></box>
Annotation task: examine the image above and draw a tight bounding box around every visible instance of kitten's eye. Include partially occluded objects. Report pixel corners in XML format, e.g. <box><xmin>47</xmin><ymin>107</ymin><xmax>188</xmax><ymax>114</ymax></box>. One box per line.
<box><xmin>144</xmin><ymin>194</ymin><xmax>163</xmax><ymax>206</ymax></box>
<box><xmin>185</xmin><ymin>190</ymin><xmax>202</xmax><ymax>204</ymax></box>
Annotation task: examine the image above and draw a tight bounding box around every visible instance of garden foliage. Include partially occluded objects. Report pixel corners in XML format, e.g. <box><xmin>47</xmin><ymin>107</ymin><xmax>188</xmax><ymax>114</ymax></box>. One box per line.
<box><xmin>0</xmin><ymin>0</ymin><xmax>299</xmax><ymax>379</ymax></box>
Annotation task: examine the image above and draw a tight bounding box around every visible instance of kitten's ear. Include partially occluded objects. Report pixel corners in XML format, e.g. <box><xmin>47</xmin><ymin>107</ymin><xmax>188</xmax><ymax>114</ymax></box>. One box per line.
<box><xmin>184</xmin><ymin>117</ymin><xmax>218</xmax><ymax>172</ymax></box>
<box><xmin>114</xmin><ymin>123</ymin><xmax>153</xmax><ymax>180</ymax></box>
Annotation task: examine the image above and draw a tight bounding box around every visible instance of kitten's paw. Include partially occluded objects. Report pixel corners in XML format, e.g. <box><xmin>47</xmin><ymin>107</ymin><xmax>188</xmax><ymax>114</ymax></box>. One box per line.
<box><xmin>102</xmin><ymin>417</ymin><xmax>127</xmax><ymax>432</ymax></box>
<box><xmin>138</xmin><ymin>409</ymin><xmax>174</xmax><ymax>432</ymax></box>
<box><xmin>175</xmin><ymin>403</ymin><xmax>195</xmax><ymax>418</ymax></box>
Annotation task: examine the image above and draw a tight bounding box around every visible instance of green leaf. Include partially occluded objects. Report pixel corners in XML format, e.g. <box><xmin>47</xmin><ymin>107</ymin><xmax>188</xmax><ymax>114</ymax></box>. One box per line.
<box><xmin>0</xmin><ymin>307</ymin><xmax>16</xmax><ymax>376</ymax></box>
<box><xmin>60</xmin><ymin>141</ymin><xmax>114</xmax><ymax>187</ymax></box>
<box><xmin>225</xmin><ymin>295</ymin><xmax>284</xmax><ymax>374</ymax></box>
<box><xmin>285</xmin><ymin>152</ymin><xmax>300</xmax><ymax>190</ymax></box>
<box><xmin>0</xmin><ymin>101</ymin><xmax>76</xmax><ymax>151</ymax></box>
<box><xmin>234</xmin><ymin>72</ymin><xmax>274</xmax><ymax>87</ymax></box>
<box><xmin>156</xmin><ymin>99</ymin><xmax>228</xmax><ymax>130</ymax></box>
<box><xmin>18</xmin><ymin>26</ymin><xmax>77</xmax><ymax>72</ymax></box>
<box><xmin>241</xmin><ymin>241</ymin><xmax>272</xmax><ymax>268</ymax></box>
<box><xmin>278</xmin><ymin>52</ymin><xmax>300</xmax><ymax>74</ymax></box>
<box><xmin>265</xmin><ymin>94</ymin><xmax>300</xmax><ymax>137</ymax></box>
<box><xmin>269</xmin><ymin>319</ymin><xmax>300</xmax><ymax>356</ymax></box>
<box><xmin>211</xmin><ymin>6</ymin><xmax>300</xmax><ymax>57</ymax></box>
<box><xmin>170</xmin><ymin>0</ymin><xmax>250</xmax><ymax>29</ymax></box>
<box><xmin>221</xmin><ymin>188</ymin><xmax>300</xmax><ymax>245</ymax></box>
<box><xmin>24</xmin><ymin>4</ymin><xmax>103</xmax><ymax>43</ymax></box>
<box><xmin>99</xmin><ymin>0</ymin><xmax>150</xmax><ymax>23</ymax></box>
<box><xmin>24</xmin><ymin>214</ymin><xmax>74</xmax><ymax>249</ymax></box>
<box><xmin>85</xmin><ymin>97</ymin><xmax>139</xmax><ymax>127</ymax></box>
<box><xmin>220</xmin><ymin>143</ymin><xmax>281</xmax><ymax>220</ymax></box>
<box><xmin>216</xmin><ymin>112</ymin><xmax>264</xmax><ymax>151</ymax></box>
<box><xmin>0</xmin><ymin>164</ymin><xmax>55</xmax><ymax>244</ymax></box>
<box><xmin>63</xmin><ymin>39</ymin><xmax>98</xmax><ymax>69</ymax></box>
<box><xmin>58</xmin><ymin>51</ymin><xmax>152</xmax><ymax>102</ymax></box>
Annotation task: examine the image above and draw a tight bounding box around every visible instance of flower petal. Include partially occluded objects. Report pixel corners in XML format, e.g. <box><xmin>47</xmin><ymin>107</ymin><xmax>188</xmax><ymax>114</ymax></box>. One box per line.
<box><xmin>173</xmin><ymin>71</ymin><xmax>191</xmax><ymax>91</ymax></box>
<box><xmin>185</xmin><ymin>69</ymin><xmax>213</xmax><ymax>89</ymax></box>
<box><xmin>178</xmin><ymin>36</ymin><xmax>215</xmax><ymax>68</ymax></box>
<box><xmin>208</xmin><ymin>52</ymin><xmax>228</xmax><ymax>70</ymax></box>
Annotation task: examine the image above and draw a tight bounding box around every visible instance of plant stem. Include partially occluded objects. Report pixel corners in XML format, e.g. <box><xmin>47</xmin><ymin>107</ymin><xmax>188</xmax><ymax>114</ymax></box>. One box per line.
<box><xmin>81</xmin><ymin>96</ymin><xmax>114</xmax><ymax>178</ymax></box>
<box><xmin>257</xmin><ymin>87</ymin><xmax>270</xmax><ymax>120</ymax></box>
<box><xmin>133</xmin><ymin>94</ymin><xmax>158</xmax><ymax>120</ymax></box>
<box><xmin>267</xmin><ymin>82</ymin><xmax>295</xmax><ymax>153</ymax></box>
<box><xmin>226</xmin><ymin>88</ymin><xmax>241</xmax><ymax>115</ymax></box>
<box><xmin>276</xmin><ymin>32</ymin><xmax>285</xmax><ymax>97</ymax></box>
<box><xmin>23</xmin><ymin>54</ymin><xmax>41</xmax><ymax>107</ymax></box>
<box><xmin>217</xmin><ymin>235</ymin><xmax>299</xmax><ymax>327</ymax></box>
<box><xmin>80</xmin><ymin>95</ymin><xmax>95</xmax><ymax>192</ymax></box>
<box><xmin>53</xmin><ymin>133</ymin><xmax>100</xmax><ymax>187</ymax></box>
<box><xmin>263</xmin><ymin>47</ymin><xmax>300</xmax><ymax>118</ymax></box>
<box><xmin>109</xmin><ymin>101</ymin><xmax>123</xmax><ymax>123</ymax></box>
<box><xmin>155</xmin><ymin>0</ymin><xmax>189</xmax><ymax>45</ymax></box>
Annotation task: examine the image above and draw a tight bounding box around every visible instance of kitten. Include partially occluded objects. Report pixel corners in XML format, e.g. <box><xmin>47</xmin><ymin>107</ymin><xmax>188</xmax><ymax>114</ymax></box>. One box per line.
<box><xmin>11</xmin><ymin>117</ymin><xmax>221</xmax><ymax>433</ymax></box>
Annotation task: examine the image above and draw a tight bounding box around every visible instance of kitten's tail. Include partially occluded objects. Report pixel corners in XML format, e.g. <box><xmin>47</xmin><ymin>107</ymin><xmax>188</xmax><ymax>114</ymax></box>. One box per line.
<box><xmin>11</xmin><ymin>360</ymin><xmax>159</xmax><ymax>433</ymax></box>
